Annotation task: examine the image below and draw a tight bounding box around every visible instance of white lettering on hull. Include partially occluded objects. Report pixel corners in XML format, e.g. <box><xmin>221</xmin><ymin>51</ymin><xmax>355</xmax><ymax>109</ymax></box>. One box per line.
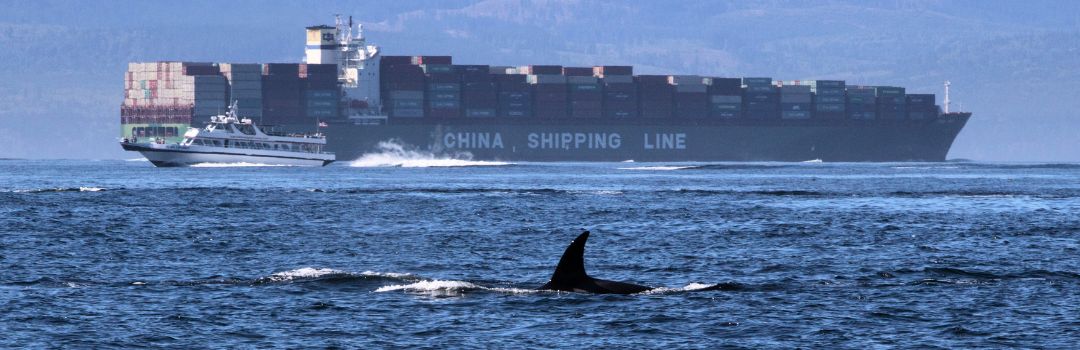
<box><xmin>527</xmin><ymin>133</ymin><xmax>622</xmax><ymax>150</ymax></box>
<box><xmin>643</xmin><ymin>133</ymin><xmax>687</xmax><ymax>150</ymax></box>
<box><xmin>443</xmin><ymin>132</ymin><xmax>504</xmax><ymax>149</ymax></box>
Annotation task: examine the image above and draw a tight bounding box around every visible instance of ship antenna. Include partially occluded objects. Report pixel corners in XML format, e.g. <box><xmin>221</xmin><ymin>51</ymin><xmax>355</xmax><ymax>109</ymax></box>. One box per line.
<box><xmin>943</xmin><ymin>80</ymin><xmax>951</xmax><ymax>114</ymax></box>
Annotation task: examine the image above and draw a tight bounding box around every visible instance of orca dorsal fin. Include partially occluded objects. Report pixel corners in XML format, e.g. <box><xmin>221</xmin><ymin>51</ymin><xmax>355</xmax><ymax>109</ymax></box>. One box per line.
<box><xmin>549</xmin><ymin>231</ymin><xmax>590</xmax><ymax>284</ymax></box>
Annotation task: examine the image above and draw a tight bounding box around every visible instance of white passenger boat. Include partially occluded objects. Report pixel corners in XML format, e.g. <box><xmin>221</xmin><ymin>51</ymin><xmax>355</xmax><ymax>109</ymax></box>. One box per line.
<box><xmin>121</xmin><ymin>103</ymin><xmax>335</xmax><ymax>167</ymax></box>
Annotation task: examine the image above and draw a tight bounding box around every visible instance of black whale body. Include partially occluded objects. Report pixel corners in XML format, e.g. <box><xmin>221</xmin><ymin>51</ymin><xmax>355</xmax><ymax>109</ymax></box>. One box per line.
<box><xmin>539</xmin><ymin>231</ymin><xmax>653</xmax><ymax>294</ymax></box>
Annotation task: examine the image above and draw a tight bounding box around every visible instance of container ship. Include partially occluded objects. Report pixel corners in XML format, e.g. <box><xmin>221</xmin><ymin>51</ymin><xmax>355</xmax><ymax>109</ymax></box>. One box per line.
<box><xmin>120</xmin><ymin>16</ymin><xmax>971</xmax><ymax>162</ymax></box>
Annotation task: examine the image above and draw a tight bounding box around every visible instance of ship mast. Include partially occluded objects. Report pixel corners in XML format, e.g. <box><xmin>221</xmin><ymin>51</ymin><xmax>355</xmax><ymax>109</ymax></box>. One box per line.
<box><xmin>943</xmin><ymin>81</ymin><xmax>951</xmax><ymax>113</ymax></box>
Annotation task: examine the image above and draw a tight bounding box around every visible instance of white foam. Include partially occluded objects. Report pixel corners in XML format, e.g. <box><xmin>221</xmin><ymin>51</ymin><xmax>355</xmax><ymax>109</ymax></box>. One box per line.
<box><xmin>11</xmin><ymin>187</ymin><xmax>107</xmax><ymax>193</ymax></box>
<box><xmin>618</xmin><ymin>166</ymin><xmax>694</xmax><ymax>171</ymax></box>
<box><xmin>264</xmin><ymin>267</ymin><xmax>348</xmax><ymax>282</ymax></box>
<box><xmin>375</xmin><ymin>280</ymin><xmax>479</xmax><ymax>292</ymax></box>
<box><xmin>125</xmin><ymin>158</ymin><xmax>149</xmax><ymax>162</ymax></box>
<box><xmin>349</xmin><ymin>141</ymin><xmax>511</xmax><ymax>168</ymax></box>
<box><xmin>360</xmin><ymin>270</ymin><xmax>415</xmax><ymax>279</ymax></box>
<box><xmin>802</xmin><ymin>159</ymin><xmax>823</xmax><ymax>163</ymax></box>
<box><xmin>375</xmin><ymin>279</ymin><xmax>538</xmax><ymax>294</ymax></box>
<box><xmin>641</xmin><ymin>283</ymin><xmax>719</xmax><ymax>294</ymax></box>
<box><xmin>190</xmin><ymin>162</ymin><xmax>294</xmax><ymax>167</ymax></box>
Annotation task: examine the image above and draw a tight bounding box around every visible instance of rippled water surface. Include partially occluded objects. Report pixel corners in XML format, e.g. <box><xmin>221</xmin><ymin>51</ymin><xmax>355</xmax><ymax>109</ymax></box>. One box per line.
<box><xmin>2</xmin><ymin>159</ymin><xmax>1079</xmax><ymax>348</ymax></box>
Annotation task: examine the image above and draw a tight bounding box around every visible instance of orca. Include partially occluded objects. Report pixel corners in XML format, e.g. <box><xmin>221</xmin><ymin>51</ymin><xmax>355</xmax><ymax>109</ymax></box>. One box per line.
<box><xmin>539</xmin><ymin>231</ymin><xmax>654</xmax><ymax>294</ymax></box>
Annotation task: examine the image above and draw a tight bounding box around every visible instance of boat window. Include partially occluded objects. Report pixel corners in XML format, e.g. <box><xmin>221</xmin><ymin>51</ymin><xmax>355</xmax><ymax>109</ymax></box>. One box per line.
<box><xmin>236</xmin><ymin>124</ymin><xmax>256</xmax><ymax>135</ymax></box>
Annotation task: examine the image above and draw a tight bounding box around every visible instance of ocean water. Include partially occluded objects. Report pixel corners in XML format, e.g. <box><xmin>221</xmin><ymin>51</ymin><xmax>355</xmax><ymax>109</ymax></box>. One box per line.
<box><xmin>1</xmin><ymin>156</ymin><xmax>1079</xmax><ymax>348</ymax></box>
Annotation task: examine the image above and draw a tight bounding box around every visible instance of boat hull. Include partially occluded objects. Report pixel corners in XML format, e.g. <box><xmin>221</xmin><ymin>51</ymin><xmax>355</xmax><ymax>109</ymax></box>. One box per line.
<box><xmin>121</xmin><ymin>143</ymin><xmax>334</xmax><ymax>167</ymax></box>
<box><xmin>323</xmin><ymin>114</ymin><xmax>970</xmax><ymax>162</ymax></box>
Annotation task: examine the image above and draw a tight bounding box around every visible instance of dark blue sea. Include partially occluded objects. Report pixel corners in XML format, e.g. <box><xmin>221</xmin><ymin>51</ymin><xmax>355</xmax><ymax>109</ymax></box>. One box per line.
<box><xmin>2</xmin><ymin>156</ymin><xmax>1079</xmax><ymax>348</ymax></box>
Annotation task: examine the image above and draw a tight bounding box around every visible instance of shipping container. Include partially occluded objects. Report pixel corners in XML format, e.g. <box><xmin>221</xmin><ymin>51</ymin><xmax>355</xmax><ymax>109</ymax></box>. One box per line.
<box><xmin>592</xmin><ymin>66</ymin><xmax>632</xmax><ymax>77</ymax></box>
<box><xmin>668</xmin><ymin>75</ymin><xmax>705</xmax><ymax>85</ymax></box>
<box><xmin>527</xmin><ymin>75</ymin><xmax>567</xmax><ymax>84</ymax></box>
<box><xmin>874</xmin><ymin>86</ymin><xmax>905</xmax><ymax>96</ymax></box>
<box><xmin>781</xmin><ymin>110</ymin><xmax>811</xmax><ymax>119</ymax></box>
<box><xmin>563</xmin><ymin>67</ymin><xmax>593</xmax><ymax>76</ymax></box>
<box><xmin>520</xmin><ymin>65</ymin><xmax>563</xmax><ymax>75</ymax></box>
<box><xmin>411</xmin><ymin>56</ymin><xmax>452</xmax><ymax>65</ymax></box>
<box><xmin>742</xmin><ymin>77</ymin><xmax>773</xmax><ymax>86</ymax></box>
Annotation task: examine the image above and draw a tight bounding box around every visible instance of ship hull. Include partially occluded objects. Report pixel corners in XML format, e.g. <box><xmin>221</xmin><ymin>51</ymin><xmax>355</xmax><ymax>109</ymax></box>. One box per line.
<box><xmin>121</xmin><ymin>143</ymin><xmax>335</xmax><ymax>167</ymax></box>
<box><xmin>324</xmin><ymin>114</ymin><xmax>970</xmax><ymax>162</ymax></box>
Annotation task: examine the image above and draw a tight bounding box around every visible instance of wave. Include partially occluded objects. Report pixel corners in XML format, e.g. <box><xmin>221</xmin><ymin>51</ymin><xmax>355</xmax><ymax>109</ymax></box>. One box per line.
<box><xmin>124</xmin><ymin>158</ymin><xmax>149</xmax><ymax>162</ymax></box>
<box><xmin>350</xmin><ymin>141</ymin><xmax>512</xmax><ymax>168</ymax></box>
<box><xmin>802</xmin><ymin>159</ymin><xmax>823</xmax><ymax>163</ymax></box>
<box><xmin>252</xmin><ymin>267</ymin><xmax>418</xmax><ymax>285</ymax></box>
<box><xmin>641</xmin><ymin>282</ymin><xmax>744</xmax><ymax>294</ymax></box>
<box><xmin>680</xmin><ymin>164</ymin><xmax>796</xmax><ymax>170</ymax></box>
<box><xmin>11</xmin><ymin>187</ymin><xmax>109</xmax><ymax>193</ymax></box>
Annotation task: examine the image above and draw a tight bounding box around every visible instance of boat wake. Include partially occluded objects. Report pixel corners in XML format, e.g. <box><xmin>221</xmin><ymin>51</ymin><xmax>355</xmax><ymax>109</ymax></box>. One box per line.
<box><xmin>350</xmin><ymin>141</ymin><xmax>512</xmax><ymax>168</ymax></box>
<box><xmin>618</xmin><ymin>165</ymin><xmax>696</xmax><ymax>171</ymax></box>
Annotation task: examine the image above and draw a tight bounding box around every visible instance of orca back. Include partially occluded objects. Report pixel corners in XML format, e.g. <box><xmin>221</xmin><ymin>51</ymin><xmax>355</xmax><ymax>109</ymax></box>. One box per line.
<box><xmin>539</xmin><ymin>231</ymin><xmax>652</xmax><ymax>294</ymax></box>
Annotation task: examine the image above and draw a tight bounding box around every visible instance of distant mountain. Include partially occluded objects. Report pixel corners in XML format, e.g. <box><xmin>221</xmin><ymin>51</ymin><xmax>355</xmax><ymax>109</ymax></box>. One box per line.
<box><xmin>1</xmin><ymin>0</ymin><xmax>1077</xmax><ymax>160</ymax></box>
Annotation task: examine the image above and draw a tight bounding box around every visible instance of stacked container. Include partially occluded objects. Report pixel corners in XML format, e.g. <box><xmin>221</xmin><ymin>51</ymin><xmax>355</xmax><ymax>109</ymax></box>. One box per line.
<box><xmin>905</xmin><ymin>94</ymin><xmax>937</xmax><ymax>120</ymax></box>
<box><xmin>519</xmin><ymin>65</ymin><xmax>563</xmax><ymax>75</ymax></box>
<box><xmin>411</xmin><ymin>55</ymin><xmax>452</xmax><ymax>65</ymax></box>
<box><xmin>261</xmin><ymin>63</ymin><xmax>303</xmax><ymax>124</ymax></box>
<box><xmin>220</xmin><ymin>63</ymin><xmax>263</xmax><ymax>120</ymax></box>
<box><xmin>779</xmin><ymin>84</ymin><xmax>812</xmax><ymax>119</ymax></box>
<box><xmin>592</xmin><ymin>65</ymin><xmax>633</xmax><ymax>78</ymax></box>
<box><xmin>380</xmin><ymin>57</ymin><xmax>425</xmax><ymax>118</ymax></box>
<box><xmin>568</xmin><ymin>74</ymin><xmax>602</xmax><ymax>118</ymax></box>
<box><xmin>810</xmin><ymin>80</ymin><xmax>846</xmax><ymax>119</ymax></box>
<box><xmin>424</xmin><ymin>64</ymin><xmax>462</xmax><ymax>118</ymax></box>
<box><xmin>303</xmin><ymin>63</ymin><xmax>339</xmax><ymax>121</ymax></box>
<box><xmin>189</xmin><ymin>75</ymin><xmax>229</xmax><ymax>123</ymax></box>
<box><xmin>495</xmin><ymin>73</ymin><xmax>532</xmax><ymax>118</ymax></box>
<box><xmin>529</xmin><ymin>73</ymin><xmax>568</xmax><ymax>119</ymax></box>
<box><xmin>742</xmin><ymin>77</ymin><xmax>778</xmax><ymax>119</ymax></box>
<box><xmin>459</xmin><ymin>65</ymin><xmax>496</xmax><ymax>118</ymax></box>
<box><xmin>875</xmin><ymin>86</ymin><xmax>907</xmax><ymax>120</ymax></box>
<box><xmin>670</xmin><ymin>75</ymin><xmax>708</xmax><ymax>118</ymax></box>
<box><xmin>637</xmin><ymin>75</ymin><xmax>674</xmax><ymax>119</ymax></box>
<box><xmin>599</xmin><ymin>69</ymin><xmax>637</xmax><ymax>119</ymax></box>
<box><xmin>706</xmin><ymin>78</ymin><xmax>742</xmax><ymax>119</ymax></box>
<box><xmin>846</xmin><ymin>86</ymin><xmax>877</xmax><ymax>120</ymax></box>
